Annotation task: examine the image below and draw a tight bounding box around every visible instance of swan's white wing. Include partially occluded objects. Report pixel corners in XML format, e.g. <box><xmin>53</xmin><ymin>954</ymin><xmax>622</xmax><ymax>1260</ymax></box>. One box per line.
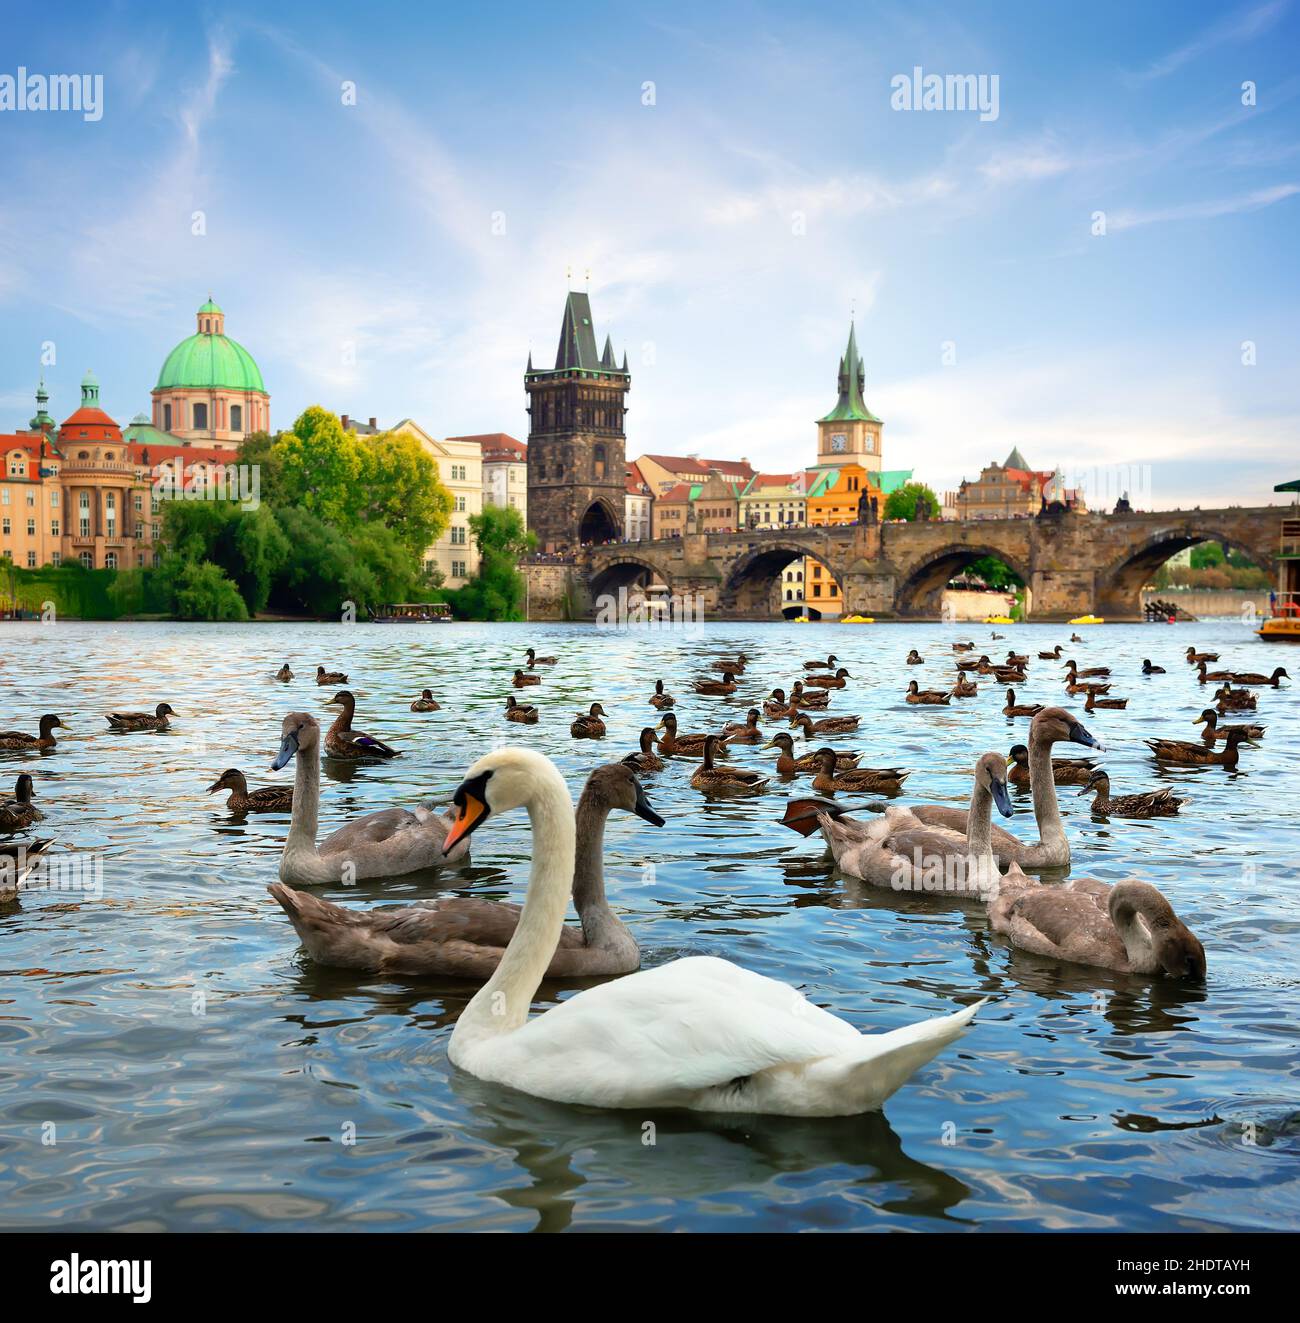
<box><xmin>318</xmin><ymin>806</ymin><xmax>420</xmax><ymax>853</ymax></box>
<box><xmin>472</xmin><ymin>956</ymin><xmax>861</xmax><ymax>1106</ymax></box>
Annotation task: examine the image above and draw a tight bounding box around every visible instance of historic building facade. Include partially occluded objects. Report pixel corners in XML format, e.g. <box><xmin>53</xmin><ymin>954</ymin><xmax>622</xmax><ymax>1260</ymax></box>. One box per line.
<box><xmin>525</xmin><ymin>293</ymin><xmax>630</xmax><ymax>551</ymax></box>
<box><xmin>1</xmin><ymin>375</ymin><xmax>229</xmax><ymax>572</ymax></box>
<box><xmin>151</xmin><ymin>298</ymin><xmax>270</xmax><ymax>449</ymax></box>
<box><xmin>946</xmin><ymin>448</ymin><xmax>1086</xmax><ymax>520</ymax></box>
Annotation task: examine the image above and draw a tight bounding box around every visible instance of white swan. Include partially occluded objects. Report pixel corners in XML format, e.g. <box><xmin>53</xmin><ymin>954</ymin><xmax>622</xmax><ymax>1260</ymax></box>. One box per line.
<box><xmin>272</xmin><ymin>712</ymin><xmax>469</xmax><ymax>884</ymax></box>
<box><xmin>906</xmin><ymin>707</ymin><xmax>1102</xmax><ymax>869</ymax></box>
<box><xmin>443</xmin><ymin>747</ymin><xmax>984</xmax><ymax>1117</ymax></box>
<box><xmin>817</xmin><ymin>752</ymin><xmax>1014</xmax><ymax>898</ymax></box>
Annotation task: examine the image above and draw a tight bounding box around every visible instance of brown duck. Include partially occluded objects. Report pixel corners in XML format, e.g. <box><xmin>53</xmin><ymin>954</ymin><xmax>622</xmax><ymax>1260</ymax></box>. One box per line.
<box><xmin>410</xmin><ymin>689</ymin><xmax>441</xmax><ymax>712</ymax></box>
<box><xmin>690</xmin><ymin>735</ymin><xmax>770</xmax><ymax>795</ymax></box>
<box><xmin>1195</xmin><ymin>708</ymin><xmax>1264</xmax><ymax>743</ymax></box>
<box><xmin>207</xmin><ymin>769</ymin><xmax>293</xmax><ymax>813</ymax></box>
<box><xmin>1007</xmin><ymin>743</ymin><xmax>1095</xmax><ymax>786</ymax></box>
<box><xmin>571</xmin><ymin>703</ymin><xmax>608</xmax><ymax>739</ymax></box>
<box><xmin>655</xmin><ymin>712</ymin><xmax>729</xmax><ymax>758</ymax></box>
<box><xmin>512</xmin><ymin>669</ymin><xmax>541</xmax><ymax>687</ymax></box>
<box><xmin>0</xmin><ymin>774</ymin><xmax>43</xmax><ymax>832</ymax></box>
<box><xmin>906</xmin><ymin>681</ymin><xmax>950</xmax><ymax>705</ymax></box>
<box><xmin>649</xmin><ymin>679</ymin><xmax>675</xmax><ymax>709</ymax></box>
<box><xmin>106</xmin><ymin>703</ymin><xmax>175</xmax><ymax>732</ymax></box>
<box><xmin>323</xmin><ymin>691</ymin><xmax>399</xmax><ymax>760</ymax></box>
<box><xmin>623</xmin><ymin>728</ymin><xmax>665</xmax><ymax>772</ymax></box>
<box><xmin>789</xmin><ymin>711</ymin><xmax>861</xmax><ymax>736</ymax></box>
<box><xmin>692</xmin><ymin>671</ymin><xmax>739</xmax><ymax>696</ymax></box>
<box><xmin>1003</xmin><ymin>688</ymin><xmax>1042</xmax><ymax>717</ymax></box>
<box><xmin>0</xmin><ymin>714</ymin><xmax>66</xmax><ymax>751</ymax></box>
<box><xmin>1146</xmin><ymin>726</ymin><xmax>1251</xmax><ymax>768</ymax></box>
<box><xmin>803</xmin><ymin>668</ymin><xmax>851</xmax><ymax>689</ymax></box>
<box><xmin>810</xmin><ymin>747</ymin><xmax>909</xmax><ymax>796</ymax></box>
<box><xmin>316</xmin><ymin>666</ymin><xmax>348</xmax><ymax>686</ymax></box>
<box><xmin>762</xmin><ymin>733</ymin><xmax>860</xmax><ymax>776</ymax></box>
<box><xmin>1084</xmin><ymin>691</ymin><xmax>1128</xmax><ymax>711</ymax></box>
<box><xmin>722</xmin><ymin>709</ymin><xmax>764</xmax><ymax>742</ymax></box>
<box><xmin>504</xmin><ymin>695</ymin><xmax>538</xmax><ymax>723</ymax></box>
<box><xmin>1080</xmin><ymin>770</ymin><xmax>1184</xmax><ymax>818</ymax></box>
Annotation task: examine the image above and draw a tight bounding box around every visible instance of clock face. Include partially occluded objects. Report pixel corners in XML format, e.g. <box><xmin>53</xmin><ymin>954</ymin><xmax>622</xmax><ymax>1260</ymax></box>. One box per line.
<box><xmin>830</xmin><ymin>433</ymin><xmax>847</xmax><ymax>453</ymax></box>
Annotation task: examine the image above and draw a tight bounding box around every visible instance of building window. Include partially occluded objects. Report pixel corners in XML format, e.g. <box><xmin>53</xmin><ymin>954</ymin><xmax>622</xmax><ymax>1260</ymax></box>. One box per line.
<box><xmin>451</xmin><ymin>525</ymin><xmax>466</xmax><ymax>545</ymax></box>
<box><xmin>230</xmin><ymin>404</ymin><xmax>242</xmax><ymax>431</ymax></box>
<box><xmin>163</xmin><ymin>403</ymin><xmax>172</xmax><ymax>431</ymax></box>
<box><xmin>1</xmin><ymin>518</ymin><xmax>8</xmax><ymax>534</ymax></box>
<box><xmin>105</xmin><ymin>552</ymin><xmax>118</xmax><ymax>570</ymax></box>
<box><xmin>51</xmin><ymin>551</ymin><xmax>60</xmax><ymax>566</ymax></box>
<box><xmin>455</xmin><ymin>496</ymin><xmax>466</xmax><ymax>512</ymax></box>
<box><xmin>452</xmin><ymin>560</ymin><xmax>466</xmax><ymax>578</ymax></box>
<box><xmin>105</xmin><ymin>491</ymin><xmax>116</xmax><ymax>536</ymax></box>
<box><xmin>26</xmin><ymin>491</ymin><xmax>35</xmax><ymax>506</ymax></box>
<box><xmin>27</xmin><ymin>518</ymin><xmax>35</xmax><ymax>536</ymax></box>
<box><xmin>27</xmin><ymin>551</ymin><xmax>36</xmax><ymax>567</ymax></box>
<box><xmin>594</xmin><ymin>443</ymin><xmax>607</xmax><ymax>480</ymax></box>
<box><xmin>80</xmin><ymin>552</ymin><xmax>93</xmax><ymax>569</ymax></box>
<box><xmin>50</xmin><ymin>519</ymin><xmax>59</xmax><ymax>536</ymax></box>
<box><xmin>0</xmin><ymin>489</ymin><xmax>8</xmax><ymax>504</ymax></box>
<box><xmin>134</xmin><ymin>493</ymin><xmax>143</xmax><ymax>512</ymax></box>
<box><xmin>50</xmin><ymin>490</ymin><xmax>59</xmax><ymax>508</ymax></box>
<box><xmin>78</xmin><ymin>491</ymin><xmax>90</xmax><ymax>537</ymax></box>
<box><xmin>193</xmin><ymin>402</ymin><xmax>208</xmax><ymax>430</ymax></box>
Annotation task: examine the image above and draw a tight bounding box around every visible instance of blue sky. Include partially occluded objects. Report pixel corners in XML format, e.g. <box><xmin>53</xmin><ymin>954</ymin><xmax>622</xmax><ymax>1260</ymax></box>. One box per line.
<box><xmin>1</xmin><ymin>0</ymin><xmax>1297</xmax><ymax>509</ymax></box>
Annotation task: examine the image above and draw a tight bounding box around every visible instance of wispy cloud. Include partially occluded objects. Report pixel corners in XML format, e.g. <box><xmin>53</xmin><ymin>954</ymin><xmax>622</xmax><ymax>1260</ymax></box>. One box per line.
<box><xmin>1110</xmin><ymin>182</ymin><xmax>1299</xmax><ymax>231</ymax></box>
<box><xmin>1134</xmin><ymin>0</ymin><xmax>1289</xmax><ymax>81</ymax></box>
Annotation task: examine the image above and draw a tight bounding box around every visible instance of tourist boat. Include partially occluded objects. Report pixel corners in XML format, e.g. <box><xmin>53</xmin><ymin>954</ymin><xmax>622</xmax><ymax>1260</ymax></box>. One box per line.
<box><xmin>367</xmin><ymin>602</ymin><xmax>452</xmax><ymax>623</ymax></box>
<box><xmin>1258</xmin><ymin>481</ymin><xmax>1300</xmax><ymax>642</ymax></box>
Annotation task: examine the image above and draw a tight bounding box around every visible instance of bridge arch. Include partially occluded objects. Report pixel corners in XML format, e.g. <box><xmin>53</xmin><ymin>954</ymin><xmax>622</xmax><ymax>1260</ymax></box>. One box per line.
<box><xmin>895</xmin><ymin>542</ymin><xmax>1033</xmax><ymax>618</ymax></box>
<box><xmin>1096</xmin><ymin>524</ymin><xmax>1273</xmax><ymax>618</ymax></box>
<box><xmin>587</xmin><ymin>553</ymin><xmax>675</xmax><ymax>599</ymax></box>
<box><xmin>721</xmin><ymin>542</ymin><xmax>845</xmax><ymax>619</ymax></box>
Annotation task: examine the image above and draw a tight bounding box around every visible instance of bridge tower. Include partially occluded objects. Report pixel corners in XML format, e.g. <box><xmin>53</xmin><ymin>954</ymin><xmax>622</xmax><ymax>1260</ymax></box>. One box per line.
<box><xmin>525</xmin><ymin>292</ymin><xmax>630</xmax><ymax>553</ymax></box>
<box><xmin>814</xmin><ymin>320</ymin><xmax>883</xmax><ymax>479</ymax></box>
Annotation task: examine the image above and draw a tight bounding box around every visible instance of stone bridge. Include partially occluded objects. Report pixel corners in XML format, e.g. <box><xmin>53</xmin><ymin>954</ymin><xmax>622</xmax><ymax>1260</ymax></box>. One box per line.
<box><xmin>558</xmin><ymin>505</ymin><xmax>1283</xmax><ymax>621</ymax></box>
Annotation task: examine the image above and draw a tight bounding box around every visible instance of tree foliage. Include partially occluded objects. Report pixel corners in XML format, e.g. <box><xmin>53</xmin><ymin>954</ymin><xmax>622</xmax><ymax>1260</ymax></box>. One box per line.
<box><xmin>883</xmin><ymin>482</ymin><xmax>940</xmax><ymax>522</ymax></box>
<box><xmin>447</xmin><ymin>504</ymin><xmax>536</xmax><ymax>621</ymax></box>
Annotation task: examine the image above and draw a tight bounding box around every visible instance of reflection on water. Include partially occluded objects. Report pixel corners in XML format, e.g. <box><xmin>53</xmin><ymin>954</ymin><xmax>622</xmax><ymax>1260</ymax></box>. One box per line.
<box><xmin>0</xmin><ymin>619</ymin><xmax>1297</xmax><ymax>1231</ymax></box>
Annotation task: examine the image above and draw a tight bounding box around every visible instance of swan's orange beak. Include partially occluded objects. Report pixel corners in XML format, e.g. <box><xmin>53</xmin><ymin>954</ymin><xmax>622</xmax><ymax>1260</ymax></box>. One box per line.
<box><xmin>443</xmin><ymin>792</ymin><xmax>487</xmax><ymax>853</ymax></box>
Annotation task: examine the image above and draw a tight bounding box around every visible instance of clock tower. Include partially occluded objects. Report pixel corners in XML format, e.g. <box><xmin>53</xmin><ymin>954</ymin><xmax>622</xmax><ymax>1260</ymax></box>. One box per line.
<box><xmin>814</xmin><ymin>321</ymin><xmax>882</xmax><ymax>474</ymax></box>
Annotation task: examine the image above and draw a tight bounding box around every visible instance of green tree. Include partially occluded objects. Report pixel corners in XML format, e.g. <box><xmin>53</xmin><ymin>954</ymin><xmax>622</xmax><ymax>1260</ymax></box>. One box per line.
<box><xmin>155</xmin><ymin>553</ymin><xmax>249</xmax><ymax>621</ymax></box>
<box><xmin>273</xmin><ymin>406</ymin><xmax>366</xmax><ymax>527</ymax></box>
<box><xmin>107</xmin><ymin>567</ymin><xmax>148</xmax><ymax>618</ymax></box>
<box><xmin>449</xmin><ymin>504</ymin><xmax>537</xmax><ymax>621</ymax></box>
<box><xmin>883</xmin><ymin>482</ymin><xmax>940</xmax><ymax>522</ymax></box>
<box><xmin>357</xmin><ymin>429</ymin><xmax>453</xmax><ymax>557</ymax></box>
<box><xmin>964</xmin><ymin>555</ymin><xmax>1024</xmax><ymax>590</ymax></box>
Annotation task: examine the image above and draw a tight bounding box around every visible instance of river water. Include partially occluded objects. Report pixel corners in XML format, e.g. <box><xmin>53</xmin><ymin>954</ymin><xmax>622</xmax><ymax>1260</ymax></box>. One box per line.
<box><xmin>0</xmin><ymin>619</ymin><xmax>1296</xmax><ymax>1232</ymax></box>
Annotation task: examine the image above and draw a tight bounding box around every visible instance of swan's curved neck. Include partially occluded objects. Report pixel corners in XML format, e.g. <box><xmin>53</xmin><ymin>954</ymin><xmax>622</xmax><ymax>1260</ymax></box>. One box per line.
<box><xmin>572</xmin><ymin>794</ymin><xmax>633</xmax><ymax>955</ymax></box>
<box><xmin>1110</xmin><ymin>894</ymin><xmax>1156</xmax><ymax>972</ymax></box>
<box><xmin>965</xmin><ymin>777</ymin><xmax>993</xmax><ymax>859</ymax></box>
<box><xmin>1028</xmin><ymin>730</ymin><xmax>1067</xmax><ymax>849</ymax></box>
<box><xmin>454</xmin><ymin>767</ymin><xmax>576</xmax><ymax>1043</ymax></box>
<box><xmin>287</xmin><ymin>743</ymin><xmax>321</xmax><ymax>853</ymax></box>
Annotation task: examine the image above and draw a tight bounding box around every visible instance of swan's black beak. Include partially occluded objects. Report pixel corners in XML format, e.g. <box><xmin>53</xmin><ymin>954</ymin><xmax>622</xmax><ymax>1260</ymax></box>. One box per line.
<box><xmin>443</xmin><ymin>770</ymin><xmax>492</xmax><ymax>853</ymax></box>
<box><xmin>633</xmin><ymin>781</ymin><xmax>665</xmax><ymax>827</ymax></box>
<box><xmin>1068</xmin><ymin>719</ymin><xmax>1104</xmax><ymax>751</ymax></box>
<box><xmin>991</xmin><ymin>776</ymin><xmax>1013</xmax><ymax>818</ymax></box>
<box><xmin>271</xmin><ymin>730</ymin><xmax>299</xmax><ymax>771</ymax></box>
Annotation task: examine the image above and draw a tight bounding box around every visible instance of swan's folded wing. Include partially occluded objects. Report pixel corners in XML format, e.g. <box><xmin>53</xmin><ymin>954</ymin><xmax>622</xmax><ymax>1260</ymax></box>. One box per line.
<box><xmin>493</xmin><ymin>956</ymin><xmax>860</xmax><ymax>1102</ymax></box>
<box><xmin>317</xmin><ymin>806</ymin><xmax>419</xmax><ymax>853</ymax></box>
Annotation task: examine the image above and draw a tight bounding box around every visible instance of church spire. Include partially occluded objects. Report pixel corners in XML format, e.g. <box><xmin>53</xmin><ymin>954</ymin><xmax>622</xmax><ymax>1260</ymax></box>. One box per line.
<box><xmin>819</xmin><ymin>320</ymin><xmax>880</xmax><ymax>424</ymax></box>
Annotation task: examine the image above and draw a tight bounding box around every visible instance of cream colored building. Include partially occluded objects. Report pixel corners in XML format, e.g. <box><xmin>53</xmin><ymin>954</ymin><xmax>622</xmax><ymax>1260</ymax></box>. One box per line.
<box><xmin>453</xmin><ymin>434</ymin><xmax>527</xmax><ymax>522</ymax></box>
<box><xmin>739</xmin><ymin>472</ymin><xmax>808</xmax><ymax>529</ymax></box>
<box><xmin>625</xmin><ymin>462</ymin><xmax>653</xmax><ymax>541</ymax></box>
<box><xmin>391</xmin><ymin>421</ymin><xmax>482</xmax><ymax>588</ymax></box>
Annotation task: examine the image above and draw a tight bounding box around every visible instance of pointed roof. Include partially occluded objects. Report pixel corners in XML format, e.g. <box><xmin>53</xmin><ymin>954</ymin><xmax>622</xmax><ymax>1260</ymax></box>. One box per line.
<box><xmin>819</xmin><ymin>321</ymin><xmax>881</xmax><ymax>424</ymax></box>
<box><xmin>528</xmin><ymin>292</ymin><xmax>628</xmax><ymax>378</ymax></box>
<box><xmin>1003</xmin><ymin>446</ymin><xmax>1030</xmax><ymax>471</ymax></box>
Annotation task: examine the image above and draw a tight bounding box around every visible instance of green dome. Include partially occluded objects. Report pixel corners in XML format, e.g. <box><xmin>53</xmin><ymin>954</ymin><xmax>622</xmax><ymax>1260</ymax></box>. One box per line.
<box><xmin>198</xmin><ymin>297</ymin><xmax>223</xmax><ymax>314</ymax></box>
<box><xmin>155</xmin><ymin>332</ymin><xmax>265</xmax><ymax>393</ymax></box>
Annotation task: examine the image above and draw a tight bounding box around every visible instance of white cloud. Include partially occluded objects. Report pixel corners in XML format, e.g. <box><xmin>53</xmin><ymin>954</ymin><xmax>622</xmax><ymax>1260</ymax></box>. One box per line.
<box><xmin>1109</xmin><ymin>183</ymin><xmax>1300</xmax><ymax>231</ymax></box>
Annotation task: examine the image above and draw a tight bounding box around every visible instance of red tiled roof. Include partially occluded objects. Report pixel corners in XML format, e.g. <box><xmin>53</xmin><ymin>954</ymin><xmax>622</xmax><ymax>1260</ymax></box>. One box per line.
<box><xmin>626</xmin><ymin>461</ymin><xmax>651</xmax><ymax>496</ymax></box>
<box><xmin>642</xmin><ymin>453</ymin><xmax>755</xmax><ymax>479</ymax></box>
<box><xmin>58</xmin><ymin>406</ymin><xmax>122</xmax><ymax>440</ymax></box>
<box><xmin>0</xmin><ymin>434</ymin><xmax>47</xmax><ymax>480</ymax></box>
<box><xmin>451</xmin><ymin>433</ymin><xmax>527</xmax><ymax>463</ymax></box>
<box><xmin>127</xmin><ymin>441</ymin><xmax>231</xmax><ymax>468</ymax></box>
<box><xmin>657</xmin><ymin>481</ymin><xmax>696</xmax><ymax>503</ymax></box>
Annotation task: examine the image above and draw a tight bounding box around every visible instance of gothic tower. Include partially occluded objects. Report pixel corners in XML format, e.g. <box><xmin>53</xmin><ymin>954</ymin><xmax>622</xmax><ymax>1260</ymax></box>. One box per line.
<box><xmin>813</xmin><ymin>321</ymin><xmax>883</xmax><ymax>476</ymax></box>
<box><xmin>525</xmin><ymin>292</ymin><xmax>630</xmax><ymax>551</ymax></box>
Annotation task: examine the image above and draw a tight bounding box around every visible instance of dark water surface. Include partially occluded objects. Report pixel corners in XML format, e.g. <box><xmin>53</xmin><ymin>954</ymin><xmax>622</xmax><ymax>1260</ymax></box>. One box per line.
<box><xmin>0</xmin><ymin>619</ymin><xmax>1297</xmax><ymax>1232</ymax></box>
